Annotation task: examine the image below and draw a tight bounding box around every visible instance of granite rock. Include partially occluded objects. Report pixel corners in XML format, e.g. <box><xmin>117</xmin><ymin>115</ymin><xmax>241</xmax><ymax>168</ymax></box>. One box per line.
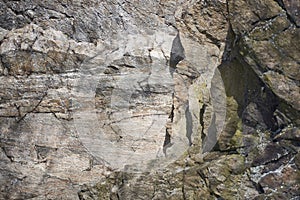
<box><xmin>0</xmin><ymin>0</ymin><xmax>299</xmax><ymax>199</ymax></box>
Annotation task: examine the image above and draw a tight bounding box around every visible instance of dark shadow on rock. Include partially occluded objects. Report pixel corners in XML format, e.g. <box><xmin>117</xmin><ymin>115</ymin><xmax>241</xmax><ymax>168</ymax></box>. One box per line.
<box><xmin>213</xmin><ymin>25</ymin><xmax>294</xmax><ymax>151</ymax></box>
<box><xmin>169</xmin><ymin>33</ymin><xmax>185</xmax><ymax>76</ymax></box>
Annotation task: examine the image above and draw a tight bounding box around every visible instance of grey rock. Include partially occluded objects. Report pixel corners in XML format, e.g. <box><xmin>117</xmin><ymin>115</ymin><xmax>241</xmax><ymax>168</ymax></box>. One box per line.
<box><xmin>0</xmin><ymin>0</ymin><xmax>299</xmax><ymax>199</ymax></box>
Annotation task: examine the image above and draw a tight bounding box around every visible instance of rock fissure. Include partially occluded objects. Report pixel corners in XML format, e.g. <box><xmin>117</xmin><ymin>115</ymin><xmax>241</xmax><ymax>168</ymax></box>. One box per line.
<box><xmin>0</xmin><ymin>0</ymin><xmax>299</xmax><ymax>199</ymax></box>
<box><xmin>274</xmin><ymin>0</ymin><xmax>300</xmax><ymax>28</ymax></box>
<box><xmin>16</xmin><ymin>92</ymin><xmax>47</xmax><ymax>123</ymax></box>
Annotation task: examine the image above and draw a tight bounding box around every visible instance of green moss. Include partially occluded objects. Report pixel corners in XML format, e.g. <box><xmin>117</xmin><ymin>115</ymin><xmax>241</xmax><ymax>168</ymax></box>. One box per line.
<box><xmin>218</xmin><ymin>175</ymin><xmax>244</xmax><ymax>199</ymax></box>
<box><xmin>216</xmin><ymin>96</ymin><xmax>242</xmax><ymax>150</ymax></box>
<box><xmin>96</xmin><ymin>183</ymin><xmax>111</xmax><ymax>200</ymax></box>
<box><xmin>229</xmin><ymin>119</ymin><xmax>243</xmax><ymax>148</ymax></box>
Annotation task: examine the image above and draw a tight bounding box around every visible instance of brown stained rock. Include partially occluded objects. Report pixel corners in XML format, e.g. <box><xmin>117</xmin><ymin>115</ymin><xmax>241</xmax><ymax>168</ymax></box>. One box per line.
<box><xmin>248</xmin><ymin>14</ymin><xmax>290</xmax><ymax>41</ymax></box>
<box><xmin>228</xmin><ymin>0</ymin><xmax>300</xmax><ymax>124</ymax></box>
<box><xmin>228</xmin><ymin>0</ymin><xmax>283</xmax><ymax>34</ymax></box>
<box><xmin>252</xmin><ymin>143</ymin><xmax>288</xmax><ymax>167</ymax></box>
<box><xmin>259</xmin><ymin>165</ymin><xmax>300</xmax><ymax>197</ymax></box>
<box><xmin>177</xmin><ymin>0</ymin><xmax>228</xmax><ymax>45</ymax></box>
<box><xmin>263</xmin><ymin>71</ymin><xmax>300</xmax><ymax>112</ymax></box>
<box><xmin>273</xmin><ymin>27</ymin><xmax>300</xmax><ymax>79</ymax></box>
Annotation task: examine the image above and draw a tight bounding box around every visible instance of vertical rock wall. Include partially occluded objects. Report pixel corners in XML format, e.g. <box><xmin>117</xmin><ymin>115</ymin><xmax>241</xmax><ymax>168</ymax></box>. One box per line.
<box><xmin>0</xmin><ymin>0</ymin><xmax>299</xmax><ymax>199</ymax></box>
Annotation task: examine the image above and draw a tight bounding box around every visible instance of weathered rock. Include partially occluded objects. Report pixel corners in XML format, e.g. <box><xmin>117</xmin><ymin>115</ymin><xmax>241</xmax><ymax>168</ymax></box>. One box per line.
<box><xmin>281</xmin><ymin>0</ymin><xmax>300</xmax><ymax>27</ymax></box>
<box><xmin>228</xmin><ymin>0</ymin><xmax>300</xmax><ymax>125</ymax></box>
<box><xmin>0</xmin><ymin>0</ymin><xmax>299</xmax><ymax>199</ymax></box>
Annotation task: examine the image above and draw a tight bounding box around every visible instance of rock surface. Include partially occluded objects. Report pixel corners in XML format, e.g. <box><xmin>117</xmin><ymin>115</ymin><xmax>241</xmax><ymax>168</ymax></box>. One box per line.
<box><xmin>0</xmin><ymin>0</ymin><xmax>299</xmax><ymax>199</ymax></box>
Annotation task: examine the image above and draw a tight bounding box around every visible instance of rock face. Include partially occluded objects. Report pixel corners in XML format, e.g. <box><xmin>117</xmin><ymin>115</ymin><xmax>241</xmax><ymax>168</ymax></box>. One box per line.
<box><xmin>0</xmin><ymin>0</ymin><xmax>299</xmax><ymax>199</ymax></box>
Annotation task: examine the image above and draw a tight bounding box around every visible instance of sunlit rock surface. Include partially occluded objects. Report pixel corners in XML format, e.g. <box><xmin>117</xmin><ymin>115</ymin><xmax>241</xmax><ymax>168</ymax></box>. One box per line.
<box><xmin>0</xmin><ymin>0</ymin><xmax>299</xmax><ymax>199</ymax></box>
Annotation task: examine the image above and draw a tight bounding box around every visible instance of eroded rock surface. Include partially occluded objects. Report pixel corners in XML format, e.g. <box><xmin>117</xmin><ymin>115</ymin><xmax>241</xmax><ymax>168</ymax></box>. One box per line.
<box><xmin>0</xmin><ymin>0</ymin><xmax>299</xmax><ymax>199</ymax></box>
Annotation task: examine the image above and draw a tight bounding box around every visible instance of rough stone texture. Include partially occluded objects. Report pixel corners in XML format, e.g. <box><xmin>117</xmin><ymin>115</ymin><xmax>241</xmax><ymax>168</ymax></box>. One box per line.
<box><xmin>0</xmin><ymin>0</ymin><xmax>299</xmax><ymax>199</ymax></box>
<box><xmin>228</xmin><ymin>0</ymin><xmax>300</xmax><ymax>124</ymax></box>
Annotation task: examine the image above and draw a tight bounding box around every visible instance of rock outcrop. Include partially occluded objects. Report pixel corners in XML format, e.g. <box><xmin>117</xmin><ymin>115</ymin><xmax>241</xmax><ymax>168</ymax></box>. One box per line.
<box><xmin>0</xmin><ymin>0</ymin><xmax>299</xmax><ymax>199</ymax></box>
